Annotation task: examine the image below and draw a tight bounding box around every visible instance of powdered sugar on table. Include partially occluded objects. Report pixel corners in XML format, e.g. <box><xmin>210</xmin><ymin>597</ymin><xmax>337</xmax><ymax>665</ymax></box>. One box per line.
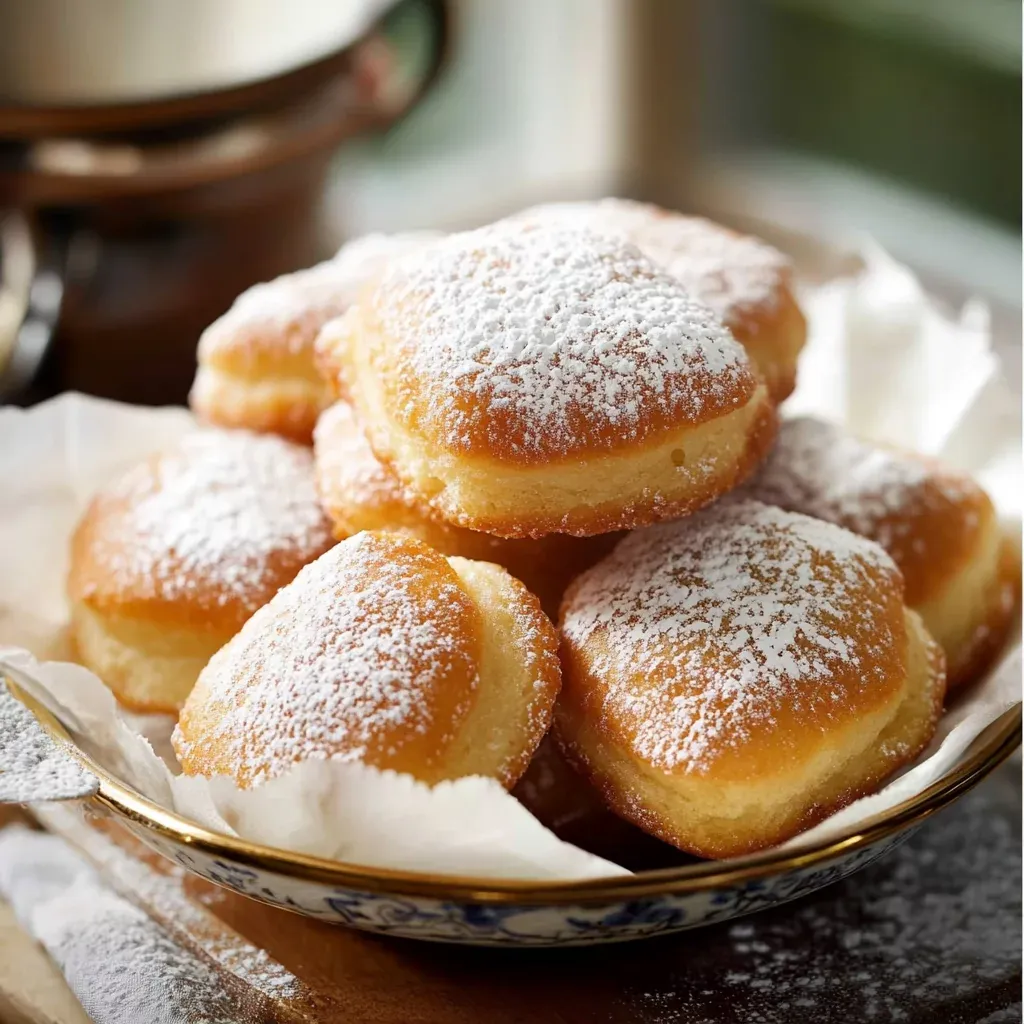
<box><xmin>0</xmin><ymin>826</ymin><xmax>243</xmax><ymax>1024</ymax></box>
<box><xmin>0</xmin><ymin>685</ymin><xmax>98</xmax><ymax>803</ymax></box>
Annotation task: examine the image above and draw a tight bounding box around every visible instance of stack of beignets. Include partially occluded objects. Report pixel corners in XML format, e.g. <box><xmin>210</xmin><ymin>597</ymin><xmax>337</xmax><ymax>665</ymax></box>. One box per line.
<box><xmin>59</xmin><ymin>200</ymin><xmax>1014</xmax><ymax>865</ymax></box>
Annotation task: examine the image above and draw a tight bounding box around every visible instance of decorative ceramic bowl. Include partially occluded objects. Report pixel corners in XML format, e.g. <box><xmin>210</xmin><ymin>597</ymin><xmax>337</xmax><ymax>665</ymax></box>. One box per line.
<box><xmin>13</xmin><ymin>688</ymin><xmax>1022</xmax><ymax>947</ymax></box>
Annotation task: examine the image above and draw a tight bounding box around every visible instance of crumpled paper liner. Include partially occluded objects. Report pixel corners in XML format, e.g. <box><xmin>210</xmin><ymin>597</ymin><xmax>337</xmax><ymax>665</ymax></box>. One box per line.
<box><xmin>0</xmin><ymin>242</ymin><xmax>1019</xmax><ymax>879</ymax></box>
<box><xmin>0</xmin><ymin>648</ymin><xmax>624</xmax><ymax>880</ymax></box>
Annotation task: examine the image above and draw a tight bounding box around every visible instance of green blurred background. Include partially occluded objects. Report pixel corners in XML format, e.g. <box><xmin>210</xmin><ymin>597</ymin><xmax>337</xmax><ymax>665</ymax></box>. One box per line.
<box><xmin>751</xmin><ymin>0</ymin><xmax>1019</xmax><ymax>227</ymax></box>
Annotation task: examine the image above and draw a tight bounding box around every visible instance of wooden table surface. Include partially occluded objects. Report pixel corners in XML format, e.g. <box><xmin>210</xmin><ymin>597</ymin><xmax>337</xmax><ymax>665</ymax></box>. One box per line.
<box><xmin>2</xmin><ymin>761</ymin><xmax>1019</xmax><ymax>1024</ymax></box>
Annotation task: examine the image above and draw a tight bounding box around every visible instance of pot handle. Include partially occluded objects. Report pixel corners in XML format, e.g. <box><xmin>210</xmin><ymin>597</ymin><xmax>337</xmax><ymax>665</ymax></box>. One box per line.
<box><xmin>366</xmin><ymin>0</ymin><xmax>451</xmax><ymax>133</ymax></box>
<box><xmin>0</xmin><ymin>213</ymin><xmax>64</xmax><ymax>403</ymax></box>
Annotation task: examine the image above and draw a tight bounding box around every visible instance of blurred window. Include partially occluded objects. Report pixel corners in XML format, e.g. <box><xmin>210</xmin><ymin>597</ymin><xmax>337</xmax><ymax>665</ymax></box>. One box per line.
<box><xmin>755</xmin><ymin>0</ymin><xmax>1021</xmax><ymax>227</ymax></box>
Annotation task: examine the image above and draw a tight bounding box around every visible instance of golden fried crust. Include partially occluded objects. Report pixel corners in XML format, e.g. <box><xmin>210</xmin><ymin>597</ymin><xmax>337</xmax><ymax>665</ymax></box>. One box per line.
<box><xmin>364</xmin><ymin>301</ymin><xmax>760</xmax><ymax>465</ymax></box>
<box><xmin>316</xmin><ymin>222</ymin><xmax>776</xmax><ymax>537</ymax></box>
<box><xmin>67</xmin><ymin>430</ymin><xmax>336</xmax><ymax>711</ymax></box>
<box><xmin>190</xmin><ymin>262</ymin><xmax>348</xmax><ymax>444</ymax></box>
<box><xmin>337</xmin><ymin>271</ymin><xmax>760</xmax><ymax>464</ymax></box>
<box><xmin>313</xmin><ymin>400</ymin><xmax>620</xmax><ymax>612</ymax></box>
<box><xmin>336</xmin><ymin>338</ymin><xmax>776</xmax><ymax>538</ymax></box>
<box><xmin>744</xmin><ymin>417</ymin><xmax>1020</xmax><ymax>690</ymax></box>
<box><xmin>554</xmin><ymin>500</ymin><xmax>946</xmax><ymax>858</ymax></box>
<box><xmin>173</xmin><ymin>533</ymin><xmax>561</xmax><ymax>790</ymax></box>
<box><xmin>731</xmin><ymin>285</ymin><xmax>806</xmax><ymax>403</ymax></box>
<box><xmin>886</xmin><ymin>468</ymin><xmax>991</xmax><ymax>608</ymax></box>
<box><xmin>556</xmin><ymin>609</ymin><xmax>944</xmax><ymax>859</ymax></box>
<box><xmin>189</xmin><ymin>367</ymin><xmax>328</xmax><ymax>446</ymax></box>
<box><xmin>932</xmin><ymin>532</ymin><xmax>1020</xmax><ymax>692</ymax></box>
<box><xmin>514</xmin><ymin>199</ymin><xmax>807</xmax><ymax>403</ymax></box>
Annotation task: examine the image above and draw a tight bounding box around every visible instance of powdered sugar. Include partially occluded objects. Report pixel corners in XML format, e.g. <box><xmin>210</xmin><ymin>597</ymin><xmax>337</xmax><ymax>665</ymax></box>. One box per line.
<box><xmin>0</xmin><ymin>826</ymin><xmax>241</xmax><ymax>1024</ymax></box>
<box><xmin>203</xmin><ymin>231</ymin><xmax>437</xmax><ymax>358</ymax></box>
<box><xmin>609</xmin><ymin>778</ymin><xmax>1020</xmax><ymax>1022</ymax></box>
<box><xmin>221</xmin><ymin>259</ymin><xmax>357</xmax><ymax>339</ymax></box>
<box><xmin>174</xmin><ymin>533</ymin><xmax>479</xmax><ymax>786</ymax></box>
<box><xmin>374</xmin><ymin>221</ymin><xmax>752</xmax><ymax>457</ymax></box>
<box><xmin>36</xmin><ymin>890</ymin><xmax>241</xmax><ymax>1024</ymax></box>
<box><xmin>86</xmin><ymin>429</ymin><xmax>334</xmax><ymax>615</ymax></box>
<box><xmin>745</xmin><ymin>417</ymin><xmax>978</xmax><ymax>552</ymax></box>
<box><xmin>0</xmin><ymin>684</ymin><xmax>98</xmax><ymax>802</ymax></box>
<box><xmin>562</xmin><ymin>500</ymin><xmax>900</xmax><ymax>772</ymax></box>
<box><xmin>517</xmin><ymin>198</ymin><xmax>789</xmax><ymax>323</ymax></box>
<box><xmin>331</xmin><ymin>230</ymin><xmax>440</xmax><ymax>287</ymax></box>
<box><xmin>38</xmin><ymin>805</ymin><xmax>302</xmax><ymax>1005</ymax></box>
<box><xmin>621</xmin><ymin>779</ymin><xmax>1021</xmax><ymax>1022</ymax></box>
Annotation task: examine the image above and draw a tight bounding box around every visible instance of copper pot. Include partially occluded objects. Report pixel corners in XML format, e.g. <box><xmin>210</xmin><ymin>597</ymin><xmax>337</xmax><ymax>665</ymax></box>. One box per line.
<box><xmin>0</xmin><ymin>0</ymin><xmax>449</xmax><ymax>405</ymax></box>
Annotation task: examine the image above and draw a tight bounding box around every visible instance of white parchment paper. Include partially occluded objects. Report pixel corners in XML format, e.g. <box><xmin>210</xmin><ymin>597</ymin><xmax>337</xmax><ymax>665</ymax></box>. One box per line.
<box><xmin>0</xmin><ymin>243</ymin><xmax>1019</xmax><ymax>878</ymax></box>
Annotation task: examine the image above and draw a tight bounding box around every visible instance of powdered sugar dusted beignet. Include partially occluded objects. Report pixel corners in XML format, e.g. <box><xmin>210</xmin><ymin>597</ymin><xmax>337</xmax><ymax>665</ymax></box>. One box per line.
<box><xmin>555</xmin><ymin>500</ymin><xmax>945</xmax><ymax>859</ymax></box>
<box><xmin>173</xmin><ymin>532</ymin><xmax>561</xmax><ymax>790</ymax></box>
<box><xmin>313</xmin><ymin>401</ymin><xmax>618</xmax><ymax>615</ymax></box>
<box><xmin>745</xmin><ymin>417</ymin><xmax>1019</xmax><ymax>691</ymax></box>
<box><xmin>190</xmin><ymin>232</ymin><xmax>437</xmax><ymax>443</ymax></box>
<box><xmin>67</xmin><ymin>430</ymin><xmax>336</xmax><ymax>713</ymax></box>
<box><xmin>316</xmin><ymin>221</ymin><xmax>776</xmax><ymax>538</ymax></box>
<box><xmin>517</xmin><ymin>199</ymin><xmax>806</xmax><ymax>402</ymax></box>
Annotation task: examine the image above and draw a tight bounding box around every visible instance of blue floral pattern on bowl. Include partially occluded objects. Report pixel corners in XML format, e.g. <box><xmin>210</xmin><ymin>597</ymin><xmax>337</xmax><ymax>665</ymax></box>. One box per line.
<box><xmin>126</xmin><ymin>819</ymin><xmax>914</xmax><ymax>946</ymax></box>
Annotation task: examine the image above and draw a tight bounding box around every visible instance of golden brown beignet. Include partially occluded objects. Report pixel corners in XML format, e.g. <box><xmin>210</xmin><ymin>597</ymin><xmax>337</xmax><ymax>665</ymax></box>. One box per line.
<box><xmin>744</xmin><ymin>416</ymin><xmax>1020</xmax><ymax>691</ymax></box>
<box><xmin>173</xmin><ymin>532</ymin><xmax>561</xmax><ymax>790</ymax></box>
<box><xmin>190</xmin><ymin>232</ymin><xmax>436</xmax><ymax>443</ymax></box>
<box><xmin>67</xmin><ymin>429</ymin><xmax>335</xmax><ymax>713</ymax></box>
<box><xmin>516</xmin><ymin>199</ymin><xmax>806</xmax><ymax>402</ymax></box>
<box><xmin>555</xmin><ymin>500</ymin><xmax>946</xmax><ymax>859</ymax></box>
<box><xmin>312</xmin><ymin>400</ymin><xmax>618</xmax><ymax>616</ymax></box>
<box><xmin>316</xmin><ymin>221</ymin><xmax>776</xmax><ymax>538</ymax></box>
